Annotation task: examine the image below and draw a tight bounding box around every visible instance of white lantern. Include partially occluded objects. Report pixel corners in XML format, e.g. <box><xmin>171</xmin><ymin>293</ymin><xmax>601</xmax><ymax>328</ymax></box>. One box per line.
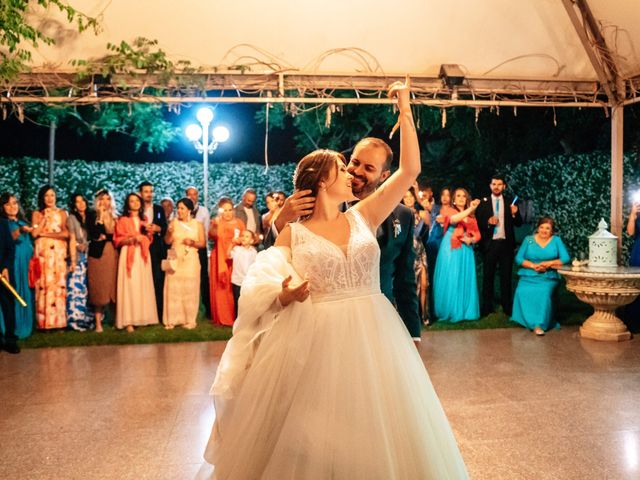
<box><xmin>588</xmin><ymin>218</ymin><xmax>618</xmax><ymax>267</ymax></box>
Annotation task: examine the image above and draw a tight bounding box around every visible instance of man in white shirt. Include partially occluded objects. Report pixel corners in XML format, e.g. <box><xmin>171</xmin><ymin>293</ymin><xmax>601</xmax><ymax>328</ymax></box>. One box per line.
<box><xmin>186</xmin><ymin>186</ymin><xmax>212</xmax><ymax>319</ymax></box>
<box><xmin>475</xmin><ymin>174</ymin><xmax>523</xmax><ymax>317</ymax></box>
<box><xmin>234</xmin><ymin>188</ymin><xmax>263</xmax><ymax>244</ymax></box>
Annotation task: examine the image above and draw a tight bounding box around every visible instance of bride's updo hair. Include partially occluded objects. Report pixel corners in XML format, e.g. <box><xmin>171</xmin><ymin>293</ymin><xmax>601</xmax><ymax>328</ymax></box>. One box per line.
<box><xmin>293</xmin><ymin>149</ymin><xmax>346</xmax><ymax>198</ymax></box>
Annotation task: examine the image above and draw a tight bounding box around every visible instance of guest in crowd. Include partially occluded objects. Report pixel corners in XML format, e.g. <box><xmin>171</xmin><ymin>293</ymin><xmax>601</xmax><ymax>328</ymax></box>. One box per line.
<box><xmin>475</xmin><ymin>174</ymin><xmax>523</xmax><ymax>317</ymax></box>
<box><xmin>186</xmin><ymin>186</ymin><xmax>211</xmax><ymax>319</ymax></box>
<box><xmin>161</xmin><ymin>197</ymin><xmax>175</xmax><ymax>222</ymax></box>
<box><xmin>66</xmin><ymin>193</ymin><xmax>95</xmax><ymax>331</ymax></box>
<box><xmin>416</xmin><ymin>183</ymin><xmax>435</xmax><ymax>223</ymax></box>
<box><xmin>274</xmin><ymin>191</ymin><xmax>286</xmax><ymax>208</ymax></box>
<box><xmin>402</xmin><ymin>188</ymin><xmax>429</xmax><ymax>323</ymax></box>
<box><xmin>209</xmin><ymin>197</ymin><xmax>245</xmax><ymax>326</ymax></box>
<box><xmin>31</xmin><ymin>185</ymin><xmax>69</xmax><ymax>330</ymax></box>
<box><xmin>138</xmin><ymin>181</ymin><xmax>167</xmax><ymax>320</ymax></box>
<box><xmin>262</xmin><ymin>191</ymin><xmax>281</xmax><ymax>233</ymax></box>
<box><xmin>228</xmin><ymin>229</ymin><xmax>258</xmax><ymax>316</ymax></box>
<box><xmin>512</xmin><ymin>216</ymin><xmax>570</xmax><ymax>335</ymax></box>
<box><xmin>87</xmin><ymin>189</ymin><xmax>118</xmax><ymax>333</ymax></box>
<box><xmin>425</xmin><ymin>187</ymin><xmax>451</xmax><ymax>323</ymax></box>
<box><xmin>0</xmin><ymin>214</ymin><xmax>19</xmax><ymax>353</ymax></box>
<box><xmin>163</xmin><ymin>198</ymin><xmax>205</xmax><ymax>330</ymax></box>
<box><xmin>433</xmin><ymin>188</ymin><xmax>481</xmax><ymax>322</ymax></box>
<box><xmin>0</xmin><ymin>193</ymin><xmax>33</xmax><ymax>339</ymax></box>
<box><xmin>261</xmin><ymin>191</ymin><xmax>282</xmax><ymax>248</ymax></box>
<box><xmin>624</xmin><ymin>202</ymin><xmax>640</xmax><ymax>330</ymax></box>
<box><xmin>114</xmin><ymin>193</ymin><xmax>158</xmax><ymax>332</ymax></box>
<box><xmin>234</xmin><ymin>188</ymin><xmax>262</xmax><ymax>243</ymax></box>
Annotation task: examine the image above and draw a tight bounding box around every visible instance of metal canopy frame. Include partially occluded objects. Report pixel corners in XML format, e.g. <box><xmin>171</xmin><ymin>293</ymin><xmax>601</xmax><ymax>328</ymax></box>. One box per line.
<box><xmin>1</xmin><ymin>0</ymin><xmax>636</xmax><ymax>247</ymax></box>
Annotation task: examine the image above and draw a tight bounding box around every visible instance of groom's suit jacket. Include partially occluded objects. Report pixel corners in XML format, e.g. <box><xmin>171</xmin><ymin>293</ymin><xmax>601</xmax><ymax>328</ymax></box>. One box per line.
<box><xmin>376</xmin><ymin>204</ymin><xmax>421</xmax><ymax>339</ymax></box>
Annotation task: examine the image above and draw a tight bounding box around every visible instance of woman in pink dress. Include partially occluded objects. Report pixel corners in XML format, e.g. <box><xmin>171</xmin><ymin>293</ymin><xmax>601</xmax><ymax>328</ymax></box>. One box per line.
<box><xmin>31</xmin><ymin>185</ymin><xmax>69</xmax><ymax>330</ymax></box>
<box><xmin>114</xmin><ymin>193</ymin><xmax>159</xmax><ymax>332</ymax></box>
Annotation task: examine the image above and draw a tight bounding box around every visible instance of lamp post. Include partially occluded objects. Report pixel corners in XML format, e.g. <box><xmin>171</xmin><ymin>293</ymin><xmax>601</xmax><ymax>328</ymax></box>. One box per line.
<box><xmin>185</xmin><ymin>107</ymin><xmax>230</xmax><ymax>209</ymax></box>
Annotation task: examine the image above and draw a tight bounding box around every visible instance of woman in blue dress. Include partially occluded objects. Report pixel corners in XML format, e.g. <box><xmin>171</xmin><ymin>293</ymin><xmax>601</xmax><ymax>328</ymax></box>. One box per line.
<box><xmin>511</xmin><ymin>216</ymin><xmax>570</xmax><ymax>335</ymax></box>
<box><xmin>66</xmin><ymin>193</ymin><xmax>95</xmax><ymax>331</ymax></box>
<box><xmin>624</xmin><ymin>203</ymin><xmax>640</xmax><ymax>330</ymax></box>
<box><xmin>425</xmin><ymin>187</ymin><xmax>451</xmax><ymax>322</ymax></box>
<box><xmin>433</xmin><ymin>188</ymin><xmax>481</xmax><ymax>322</ymax></box>
<box><xmin>0</xmin><ymin>193</ymin><xmax>35</xmax><ymax>339</ymax></box>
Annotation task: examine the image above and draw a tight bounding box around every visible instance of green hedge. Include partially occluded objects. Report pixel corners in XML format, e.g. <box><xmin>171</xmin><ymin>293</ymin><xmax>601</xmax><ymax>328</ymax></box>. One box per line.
<box><xmin>505</xmin><ymin>151</ymin><xmax>639</xmax><ymax>260</ymax></box>
<box><xmin>2</xmin><ymin>152</ymin><xmax>639</xmax><ymax>263</ymax></box>
<box><xmin>0</xmin><ymin>157</ymin><xmax>296</xmax><ymax>212</ymax></box>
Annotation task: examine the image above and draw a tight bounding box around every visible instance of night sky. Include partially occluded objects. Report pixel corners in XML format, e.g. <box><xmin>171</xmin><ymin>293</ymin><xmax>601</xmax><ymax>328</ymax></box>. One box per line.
<box><xmin>0</xmin><ymin>103</ymin><xmax>298</xmax><ymax>165</ymax></box>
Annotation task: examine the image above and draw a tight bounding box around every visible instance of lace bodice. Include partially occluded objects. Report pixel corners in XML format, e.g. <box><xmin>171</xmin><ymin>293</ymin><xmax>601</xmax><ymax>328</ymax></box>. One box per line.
<box><xmin>290</xmin><ymin>208</ymin><xmax>380</xmax><ymax>303</ymax></box>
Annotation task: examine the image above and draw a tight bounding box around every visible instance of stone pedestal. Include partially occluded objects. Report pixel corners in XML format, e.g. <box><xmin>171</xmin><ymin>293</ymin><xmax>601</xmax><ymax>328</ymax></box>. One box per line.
<box><xmin>558</xmin><ymin>266</ymin><xmax>640</xmax><ymax>342</ymax></box>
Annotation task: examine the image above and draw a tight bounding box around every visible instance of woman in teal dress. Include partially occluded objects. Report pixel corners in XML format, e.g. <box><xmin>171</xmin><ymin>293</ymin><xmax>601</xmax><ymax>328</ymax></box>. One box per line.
<box><xmin>512</xmin><ymin>216</ymin><xmax>570</xmax><ymax>335</ymax></box>
<box><xmin>0</xmin><ymin>193</ymin><xmax>34</xmax><ymax>339</ymax></box>
<box><xmin>433</xmin><ymin>188</ymin><xmax>481</xmax><ymax>322</ymax></box>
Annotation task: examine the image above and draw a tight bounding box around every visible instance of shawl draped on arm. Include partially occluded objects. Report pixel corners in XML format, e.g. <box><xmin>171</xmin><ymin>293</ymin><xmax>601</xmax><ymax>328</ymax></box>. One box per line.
<box><xmin>442</xmin><ymin>211</ymin><xmax>481</xmax><ymax>250</ymax></box>
<box><xmin>205</xmin><ymin>246</ymin><xmax>315</xmax><ymax>471</ymax></box>
<box><xmin>113</xmin><ymin>216</ymin><xmax>151</xmax><ymax>277</ymax></box>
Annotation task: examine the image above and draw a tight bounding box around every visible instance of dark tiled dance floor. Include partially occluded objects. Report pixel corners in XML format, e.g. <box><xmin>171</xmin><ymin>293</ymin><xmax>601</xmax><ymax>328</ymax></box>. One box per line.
<box><xmin>1</xmin><ymin>327</ymin><xmax>639</xmax><ymax>479</ymax></box>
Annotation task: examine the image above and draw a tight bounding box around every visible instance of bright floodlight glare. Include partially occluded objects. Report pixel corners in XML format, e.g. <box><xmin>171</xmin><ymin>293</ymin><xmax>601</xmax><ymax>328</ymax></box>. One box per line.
<box><xmin>196</xmin><ymin>107</ymin><xmax>214</xmax><ymax>125</ymax></box>
<box><xmin>633</xmin><ymin>190</ymin><xmax>640</xmax><ymax>204</ymax></box>
<box><xmin>213</xmin><ymin>125</ymin><xmax>230</xmax><ymax>143</ymax></box>
<box><xmin>185</xmin><ymin>124</ymin><xmax>202</xmax><ymax>142</ymax></box>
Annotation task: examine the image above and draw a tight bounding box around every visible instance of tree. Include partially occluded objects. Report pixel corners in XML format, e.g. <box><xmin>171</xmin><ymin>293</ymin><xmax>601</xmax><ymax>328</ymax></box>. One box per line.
<box><xmin>0</xmin><ymin>0</ymin><xmax>98</xmax><ymax>83</ymax></box>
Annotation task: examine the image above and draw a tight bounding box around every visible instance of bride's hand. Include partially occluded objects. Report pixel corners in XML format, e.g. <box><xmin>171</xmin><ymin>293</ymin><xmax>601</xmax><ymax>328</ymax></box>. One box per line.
<box><xmin>388</xmin><ymin>77</ymin><xmax>411</xmax><ymax>113</ymax></box>
<box><xmin>278</xmin><ymin>275</ymin><xmax>310</xmax><ymax>307</ymax></box>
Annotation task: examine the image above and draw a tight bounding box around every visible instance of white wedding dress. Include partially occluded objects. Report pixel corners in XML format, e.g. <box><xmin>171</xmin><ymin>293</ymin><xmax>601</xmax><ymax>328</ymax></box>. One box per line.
<box><xmin>205</xmin><ymin>208</ymin><xmax>468</xmax><ymax>479</ymax></box>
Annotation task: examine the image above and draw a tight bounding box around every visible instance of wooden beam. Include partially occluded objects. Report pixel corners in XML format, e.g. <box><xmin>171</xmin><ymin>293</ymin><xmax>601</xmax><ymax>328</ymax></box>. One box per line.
<box><xmin>561</xmin><ymin>0</ymin><xmax>617</xmax><ymax>103</ymax></box>
<box><xmin>611</xmin><ymin>104</ymin><xmax>624</xmax><ymax>258</ymax></box>
<box><xmin>0</xmin><ymin>95</ymin><xmax>607</xmax><ymax>108</ymax></box>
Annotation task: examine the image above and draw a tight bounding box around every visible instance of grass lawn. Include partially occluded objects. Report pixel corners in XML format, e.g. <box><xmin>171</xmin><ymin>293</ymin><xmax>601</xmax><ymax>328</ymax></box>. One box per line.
<box><xmin>19</xmin><ymin>279</ymin><xmax>592</xmax><ymax>349</ymax></box>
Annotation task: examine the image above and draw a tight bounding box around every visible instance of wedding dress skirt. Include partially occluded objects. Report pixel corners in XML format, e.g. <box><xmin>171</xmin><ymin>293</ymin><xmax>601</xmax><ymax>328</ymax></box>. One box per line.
<box><xmin>205</xmin><ymin>209</ymin><xmax>468</xmax><ymax>479</ymax></box>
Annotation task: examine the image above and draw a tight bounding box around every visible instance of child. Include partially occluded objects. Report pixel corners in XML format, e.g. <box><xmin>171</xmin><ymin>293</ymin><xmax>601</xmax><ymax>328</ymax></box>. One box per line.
<box><xmin>228</xmin><ymin>230</ymin><xmax>258</xmax><ymax>316</ymax></box>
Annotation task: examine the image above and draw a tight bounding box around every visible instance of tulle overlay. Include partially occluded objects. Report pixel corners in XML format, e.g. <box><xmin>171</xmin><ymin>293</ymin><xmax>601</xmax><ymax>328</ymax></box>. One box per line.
<box><xmin>206</xmin><ymin>209</ymin><xmax>468</xmax><ymax>479</ymax></box>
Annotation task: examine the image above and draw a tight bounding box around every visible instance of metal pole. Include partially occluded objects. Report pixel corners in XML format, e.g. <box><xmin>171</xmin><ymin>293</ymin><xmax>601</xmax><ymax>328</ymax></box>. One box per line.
<box><xmin>48</xmin><ymin>120</ymin><xmax>56</xmax><ymax>185</ymax></box>
<box><xmin>202</xmin><ymin>121</ymin><xmax>209</xmax><ymax>210</ymax></box>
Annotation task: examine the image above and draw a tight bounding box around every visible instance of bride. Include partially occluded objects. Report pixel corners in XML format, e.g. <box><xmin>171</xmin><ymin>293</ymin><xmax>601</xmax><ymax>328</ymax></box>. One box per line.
<box><xmin>204</xmin><ymin>81</ymin><xmax>468</xmax><ymax>479</ymax></box>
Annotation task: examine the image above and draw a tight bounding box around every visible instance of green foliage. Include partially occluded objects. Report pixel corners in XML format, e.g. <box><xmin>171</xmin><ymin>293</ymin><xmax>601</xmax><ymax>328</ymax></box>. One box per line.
<box><xmin>0</xmin><ymin>157</ymin><xmax>296</xmax><ymax>213</ymax></box>
<box><xmin>24</xmin><ymin>103</ymin><xmax>179</xmax><ymax>153</ymax></box>
<box><xmin>505</xmin><ymin>151</ymin><xmax>640</xmax><ymax>260</ymax></box>
<box><xmin>0</xmin><ymin>0</ymin><xmax>99</xmax><ymax>83</ymax></box>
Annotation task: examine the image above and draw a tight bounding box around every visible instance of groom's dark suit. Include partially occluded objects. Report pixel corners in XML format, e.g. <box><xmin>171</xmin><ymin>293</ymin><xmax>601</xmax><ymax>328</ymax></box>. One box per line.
<box><xmin>376</xmin><ymin>204</ymin><xmax>421</xmax><ymax>339</ymax></box>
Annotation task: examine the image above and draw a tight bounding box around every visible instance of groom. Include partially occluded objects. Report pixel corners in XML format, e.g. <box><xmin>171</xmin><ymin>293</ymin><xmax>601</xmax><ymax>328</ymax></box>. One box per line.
<box><xmin>273</xmin><ymin>137</ymin><xmax>422</xmax><ymax>346</ymax></box>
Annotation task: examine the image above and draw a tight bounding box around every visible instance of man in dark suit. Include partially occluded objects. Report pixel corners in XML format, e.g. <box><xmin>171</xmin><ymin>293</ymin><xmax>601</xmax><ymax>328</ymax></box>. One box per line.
<box><xmin>234</xmin><ymin>188</ymin><xmax>263</xmax><ymax>243</ymax></box>
<box><xmin>139</xmin><ymin>181</ymin><xmax>168</xmax><ymax>320</ymax></box>
<box><xmin>0</xmin><ymin>217</ymin><xmax>19</xmax><ymax>354</ymax></box>
<box><xmin>475</xmin><ymin>174</ymin><xmax>523</xmax><ymax>317</ymax></box>
<box><xmin>273</xmin><ymin>138</ymin><xmax>421</xmax><ymax>346</ymax></box>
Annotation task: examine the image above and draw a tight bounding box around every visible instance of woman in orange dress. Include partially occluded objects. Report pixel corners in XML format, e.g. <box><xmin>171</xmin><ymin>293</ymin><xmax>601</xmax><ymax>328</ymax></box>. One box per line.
<box><xmin>31</xmin><ymin>185</ymin><xmax>69</xmax><ymax>330</ymax></box>
<box><xmin>209</xmin><ymin>197</ymin><xmax>245</xmax><ymax>326</ymax></box>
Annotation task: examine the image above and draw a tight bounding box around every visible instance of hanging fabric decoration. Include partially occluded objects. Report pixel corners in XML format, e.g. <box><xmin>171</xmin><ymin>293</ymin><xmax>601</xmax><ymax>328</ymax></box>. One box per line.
<box><xmin>441</xmin><ymin>108</ymin><xmax>447</xmax><ymax>128</ymax></box>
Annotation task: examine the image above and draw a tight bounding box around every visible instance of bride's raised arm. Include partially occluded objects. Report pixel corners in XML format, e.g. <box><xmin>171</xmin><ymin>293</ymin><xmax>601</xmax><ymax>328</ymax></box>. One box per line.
<box><xmin>354</xmin><ymin>80</ymin><xmax>421</xmax><ymax>229</ymax></box>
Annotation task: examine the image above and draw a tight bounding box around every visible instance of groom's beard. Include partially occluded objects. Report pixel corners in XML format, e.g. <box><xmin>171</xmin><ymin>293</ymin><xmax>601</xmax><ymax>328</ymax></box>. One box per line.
<box><xmin>351</xmin><ymin>175</ymin><xmax>378</xmax><ymax>200</ymax></box>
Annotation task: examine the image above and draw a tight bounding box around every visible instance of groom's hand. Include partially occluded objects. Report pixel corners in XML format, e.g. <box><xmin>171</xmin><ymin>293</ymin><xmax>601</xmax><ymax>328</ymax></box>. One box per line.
<box><xmin>278</xmin><ymin>275</ymin><xmax>310</xmax><ymax>307</ymax></box>
<box><xmin>273</xmin><ymin>190</ymin><xmax>315</xmax><ymax>233</ymax></box>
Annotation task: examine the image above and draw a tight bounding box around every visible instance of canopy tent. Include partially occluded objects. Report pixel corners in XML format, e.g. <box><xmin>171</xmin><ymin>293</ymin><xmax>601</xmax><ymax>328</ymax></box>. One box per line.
<box><xmin>3</xmin><ymin>0</ymin><xmax>640</xmax><ymax>243</ymax></box>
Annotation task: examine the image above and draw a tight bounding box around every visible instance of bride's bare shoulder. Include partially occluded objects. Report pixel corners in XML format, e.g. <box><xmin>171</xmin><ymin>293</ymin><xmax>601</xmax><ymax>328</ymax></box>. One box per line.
<box><xmin>274</xmin><ymin>224</ymin><xmax>292</xmax><ymax>248</ymax></box>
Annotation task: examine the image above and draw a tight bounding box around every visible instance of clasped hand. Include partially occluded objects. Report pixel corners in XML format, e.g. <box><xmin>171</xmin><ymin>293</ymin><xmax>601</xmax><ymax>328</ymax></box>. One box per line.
<box><xmin>278</xmin><ymin>275</ymin><xmax>310</xmax><ymax>307</ymax></box>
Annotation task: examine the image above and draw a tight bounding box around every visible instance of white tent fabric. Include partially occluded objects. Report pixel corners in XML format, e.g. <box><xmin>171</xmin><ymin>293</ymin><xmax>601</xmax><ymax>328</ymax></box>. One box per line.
<box><xmin>25</xmin><ymin>0</ymin><xmax>639</xmax><ymax>83</ymax></box>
